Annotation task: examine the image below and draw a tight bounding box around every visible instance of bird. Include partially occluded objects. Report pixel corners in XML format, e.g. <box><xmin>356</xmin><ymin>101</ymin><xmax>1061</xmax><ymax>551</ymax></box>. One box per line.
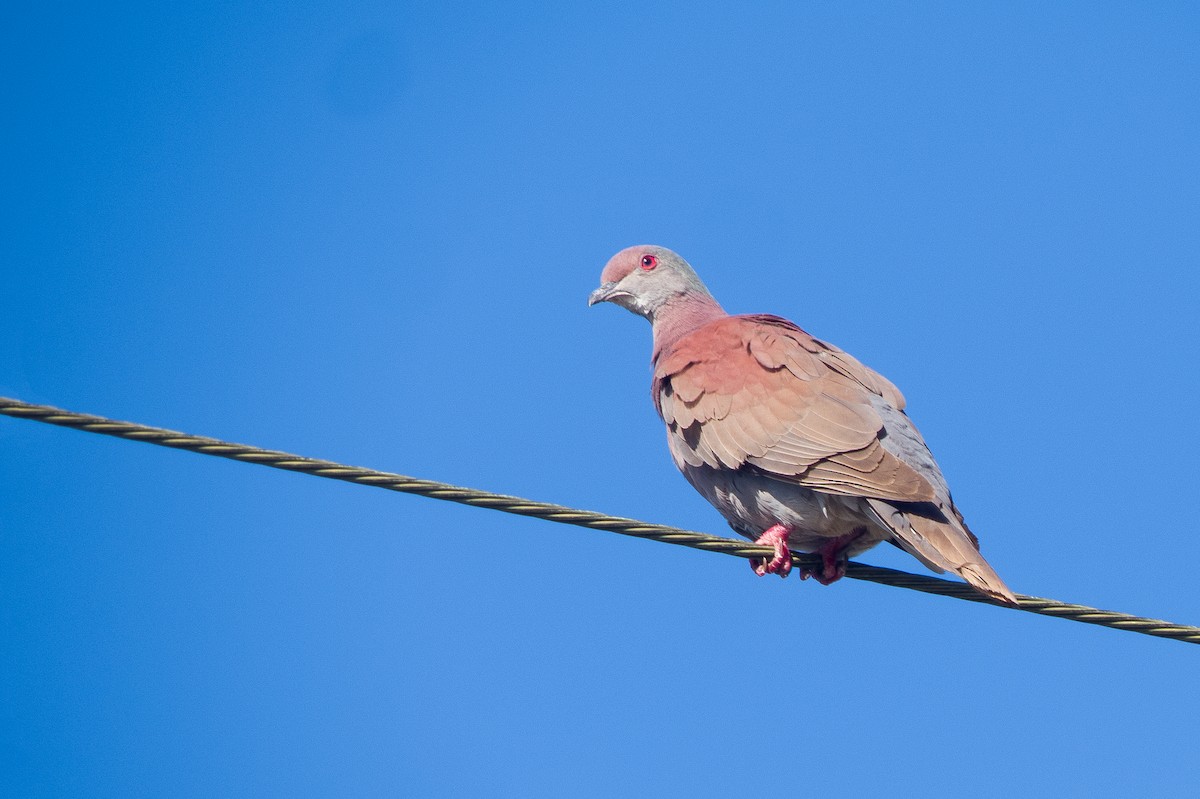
<box><xmin>588</xmin><ymin>245</ymin><xmax>1016</xmax><ymax>604</ymax></box>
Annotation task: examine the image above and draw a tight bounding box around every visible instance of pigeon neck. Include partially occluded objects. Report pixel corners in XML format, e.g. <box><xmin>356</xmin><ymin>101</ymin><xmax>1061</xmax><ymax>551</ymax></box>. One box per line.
<box><xmin>651</xmin><ymin>293</ymin><xmax>727</xmax><ymax>361</ymax></box>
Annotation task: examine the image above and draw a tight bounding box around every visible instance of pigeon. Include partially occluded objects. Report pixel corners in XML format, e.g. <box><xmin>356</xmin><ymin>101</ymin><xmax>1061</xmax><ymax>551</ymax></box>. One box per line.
<box><xmin>589</xmin><ymin>245</ymin><xmax>1016</xmax><ymax>604</ymax></box>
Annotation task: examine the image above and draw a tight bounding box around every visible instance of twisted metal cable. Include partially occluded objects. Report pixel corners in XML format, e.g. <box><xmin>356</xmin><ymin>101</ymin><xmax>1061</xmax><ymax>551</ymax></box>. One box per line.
<box><xmin>2</xmin><ymin>396</ymin><xmax>1197</xmax><ymax>645</ymax></box>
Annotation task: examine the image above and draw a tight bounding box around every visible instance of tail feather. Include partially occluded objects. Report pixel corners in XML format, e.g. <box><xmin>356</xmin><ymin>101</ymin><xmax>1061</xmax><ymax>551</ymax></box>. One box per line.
<box><xmin>867</xmin><ymin>499</ymin><xmax>1017</xmax><ymax>606</ymax></box>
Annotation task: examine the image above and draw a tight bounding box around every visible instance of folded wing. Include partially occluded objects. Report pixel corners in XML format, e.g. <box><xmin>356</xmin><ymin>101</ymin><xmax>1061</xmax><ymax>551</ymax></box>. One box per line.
<box><xmin>654</xmin><ymin>314</ymin><xmax>934</xmax><ymax>503</ymax></box>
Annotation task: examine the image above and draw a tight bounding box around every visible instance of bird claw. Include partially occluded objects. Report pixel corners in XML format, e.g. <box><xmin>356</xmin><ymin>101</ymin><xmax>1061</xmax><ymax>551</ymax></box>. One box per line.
<box><xmin>749</xmin><ymin>552</ymin><xmax>792</xmax><ymax>578</ymax></box>
<box><xmin>798</xmin><ymin>531</ymin><xmax>860</xmax><ymax>584</ymax></box>
<box><xmin>749</xmin><ymin>524</ymin><xmax>793</xmax><ymax>579</ymax></box>
<box><xmin>799</xmin><ymin>560</ymin><xmax>846</xmax><ymax>585</ymax></box>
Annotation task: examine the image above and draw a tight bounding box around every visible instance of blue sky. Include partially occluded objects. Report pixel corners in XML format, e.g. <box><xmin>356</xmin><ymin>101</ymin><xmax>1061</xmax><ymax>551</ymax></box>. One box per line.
<box><xmin>3</xmin><ymin>3</ymin><xmax>1198</xmax><ymax>796</ymax></box>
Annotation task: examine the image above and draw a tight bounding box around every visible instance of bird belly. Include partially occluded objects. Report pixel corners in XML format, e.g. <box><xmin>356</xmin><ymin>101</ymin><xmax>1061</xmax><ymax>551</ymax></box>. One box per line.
<box><xmin>681</xmin><ymin>465</ymin><xmax>889</xmax><ymax>556</ymax></box>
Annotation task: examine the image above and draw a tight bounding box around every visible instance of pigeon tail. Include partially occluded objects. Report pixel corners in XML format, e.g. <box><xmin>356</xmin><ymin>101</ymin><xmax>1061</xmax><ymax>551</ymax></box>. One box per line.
<box><xmin>958</xmin><ymin>561</ymin><xmax>1019</xmax><ymax>606</ymax></box>
<box><xmin>867</xmin><ymin>498</ymin><xmax>1017</xmax><ymax>605</ymax></box>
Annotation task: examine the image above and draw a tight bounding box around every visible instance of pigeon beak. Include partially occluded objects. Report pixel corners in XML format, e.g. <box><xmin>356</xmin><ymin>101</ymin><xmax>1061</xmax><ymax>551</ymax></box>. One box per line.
<box><xmin>588</xmin><ymin>282</ymin><xmax>621</xmax><ymax>307</ymax></box>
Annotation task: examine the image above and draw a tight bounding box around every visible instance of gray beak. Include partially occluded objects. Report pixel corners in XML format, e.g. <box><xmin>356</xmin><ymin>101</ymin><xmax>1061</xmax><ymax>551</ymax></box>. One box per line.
<box><xmin>588</xmin><ymin>282</ymin><xmax>619</xmax><ymax>307</ymax></box>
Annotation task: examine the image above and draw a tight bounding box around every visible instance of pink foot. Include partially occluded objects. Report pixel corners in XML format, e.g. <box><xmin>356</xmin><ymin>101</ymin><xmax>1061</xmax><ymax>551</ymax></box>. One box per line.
<box><xmin>749</xmin><ymin>524</ymin><xmax>793</xmax><ymax>578</ymax></box>
<box><xmin>800</xmin><ymin>555</ymin><xmax>845</xmax><ymax>585</ymax></box>
<box><xmin>799</xmin><ymin>528</ymin><xmax>866</xmax><ymax>585</ymax></box>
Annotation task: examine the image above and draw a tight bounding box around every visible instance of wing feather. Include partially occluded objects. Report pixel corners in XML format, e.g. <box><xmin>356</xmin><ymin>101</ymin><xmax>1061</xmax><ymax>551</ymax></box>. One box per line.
<box><xmin>653</xmin><ymin>315</ymin><xmax>935</xmax><ymax>503</ymax></box>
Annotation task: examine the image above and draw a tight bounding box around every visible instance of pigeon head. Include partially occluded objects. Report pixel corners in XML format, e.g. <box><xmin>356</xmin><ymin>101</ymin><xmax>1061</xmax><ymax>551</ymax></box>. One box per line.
<box><xmin>588</xmin><ymin>245</ymin><xmax>717</xmax><ymax>322</ymax></box>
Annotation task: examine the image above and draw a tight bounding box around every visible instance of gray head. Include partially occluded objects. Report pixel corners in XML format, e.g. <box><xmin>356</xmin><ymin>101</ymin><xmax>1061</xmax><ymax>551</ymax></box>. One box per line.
<box><xmin>587</xmin><ymin>245</ymin><xmax>716</xmax><ymax>322</ymax></box>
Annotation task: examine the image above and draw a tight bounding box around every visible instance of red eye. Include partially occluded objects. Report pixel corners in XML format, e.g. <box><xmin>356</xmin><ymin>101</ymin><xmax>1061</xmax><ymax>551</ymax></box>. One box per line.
<box><xmin>640</xmin><ymin>254</ymin><xmax>657</xmax><ymax>270</ymax></box>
